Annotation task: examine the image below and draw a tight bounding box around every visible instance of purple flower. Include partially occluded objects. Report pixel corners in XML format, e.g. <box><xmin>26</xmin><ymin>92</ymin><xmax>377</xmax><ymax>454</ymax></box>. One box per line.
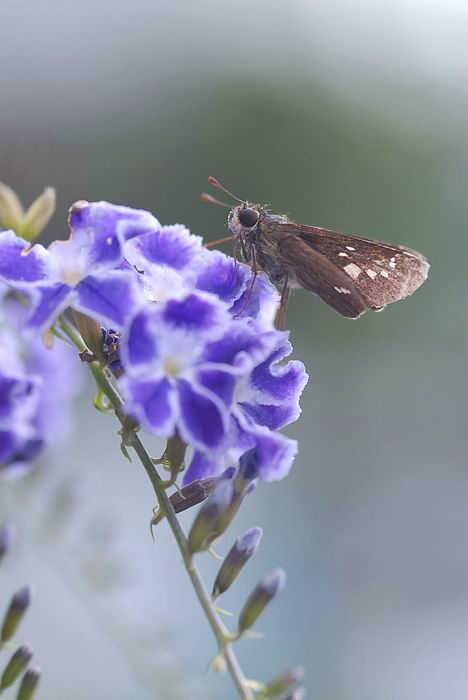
<box><xmin>183</xmin><ymin>331</ymin><xmax>307</xmax><ymax>484</ymax></box>
<box><xmin>0</xmin><ymin>201</ymin><xmax>159</xmax><ymax>333</ymax></box>
<box><xmin>0</xmin><ymin>286</ymin><xmax>81</xmax><ymax>475</ymax></box>
<box><xmin>0</xmin><ymin>198</ymin><xmax>309</xmax><ymax>487</ymax></box>
<box><xmin>123</xmin><ymin>224</ymin><xmax>204</xmax><ymax>302</ymax></box>
<box><xmin>121</xmin><ymin>292</ymin><xmax>305</xmax><ymax>482</ymax></box>
<box><xmin>122</xmin><ymin>226</ymin><xmax>279</xmax><ymax>324</ymax></box>
<box><xmin>120</xmin><ymin>291</ymin><xmax>261</xmax><ymax>453</ymax></box>
<box><xmin>212</xmin><ymin>526</ymin><xmax>263</xmax><ymax>598</ymax></box>
<box><xmin>194</xmin><ymin>248</ymin><xmax>279</xmax><ymax>325</ymax></box>
<box><xmin>0</xmin><ymin>372</ymin><xmax>42</xmax><ymax>470</ymax></box>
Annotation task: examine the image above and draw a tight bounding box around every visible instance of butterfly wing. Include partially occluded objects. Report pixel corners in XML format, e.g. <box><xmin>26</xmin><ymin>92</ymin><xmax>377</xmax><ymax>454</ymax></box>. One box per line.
<box><xmin>275</xmin><ymin>235</ymin><xmax>369</xmax><ymax>318</ymax></box>
<box><xmin>270</xmin><ymin>221</ymin><xmax>429</xmax><ymax>314</ymax></box>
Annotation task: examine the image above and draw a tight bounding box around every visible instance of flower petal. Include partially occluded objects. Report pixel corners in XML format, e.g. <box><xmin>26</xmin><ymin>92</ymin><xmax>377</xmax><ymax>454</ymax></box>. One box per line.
<box><xmin>121</xmin><ymin>307</ymin><xmax>159</xmax><ymax>371</ymax></box>
<box><xmin>69</xmin><ymin>201</ymin><xmax>160</xmax><ymax>270</ymax></box>
<box><xmin>201</xmin><ymin>321</ymin><xmax>278</xmax><ymax>370</ymax></box>
<box><xmin>124</xmin><ymin>225</ymin><xmax>203</xmax><ymax>271</ymax></box>
<box><xmin>183</xmin><ymin>451</ymin><xmax>223</xmax><ymax>485</ymax></box>
<box><xmin>0</xmin><ymin>430</ymin><xmax>19</xmax><ymax>463</ymax></box>
<box><xmin>75</xmin><ymin>271</ymin><xmax>141</xmax><ymax>328</ymax></box>
<box><xmin>250</xmin><ymin>337</ymin><xmax>308</xmax><ymax>405</ymax></box>
<box><xmin>162</xmin><ymin>292</ymin><xmax>229</xmax><ymax>336</ymax></box>
<box><xmin>239</xmin><ymin>401</ymin><xmax>299</xmax><ymax>430</ymax></box>
<box><xmin>0</xmin><ymin>375</ymin><xmax>39</xmax><ymax>427</ymax></box>
<box><xmin>238</xmin><ymin>428</ymin><xmax>298</xmax><ymax>482</ymax></box>
<box><xmin>230</xmin><ymin>272</ymin><xmax>279</xmax><ymax>325</ymax></box>
<box><xmin>123</xmin><ymin>377</ymin><xmax>177</xmax><ymax>435</ymax></box>
<box><xmin>24</xmin><ymin>283</ymin><xmax>71</xmax><ymax>332</ymax></box>
<box><xmin>0</xmin><ymin>230</ymin><xmax>51</xmax><ymax>284</ymax></box>
<box><xmin>176</xmin><ymin>379</ymin><xmax>227</xmax><ymax>452</ymax></box>
<box><xmin>195</xmin><ymin>250</ymin><xmax>250</xmax><ymax>306</ymax></box>
<box><xmin>195</xmin><ymin>367</ymin><xmax>236</xmax><ymax>407</ymax></box>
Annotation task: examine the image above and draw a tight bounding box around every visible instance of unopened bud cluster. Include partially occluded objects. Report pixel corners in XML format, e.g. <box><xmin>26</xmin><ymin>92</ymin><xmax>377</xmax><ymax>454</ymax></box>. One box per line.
<box><xmin>212</xmin><ymin>527</ymin><xmax>263</xmax><ymax>599</ymax></box>
<box><xmin>185</xmin><ymin>449</ymin><xmax>303</xmax><ymax>695</ymax></box>
<box><xmin>0</xmin><ymin>526</ymin><xmax>40</xmax><ymax>698</ymax></box>
<box><xmin>1</xmin><ymin>586</ymin><xmax>33</xmax><ymax>643</ymax></box>
<box><xmin>0</xmin><ymin>182</ymin><xmax>55</xmax><ymax>241</ymax></box>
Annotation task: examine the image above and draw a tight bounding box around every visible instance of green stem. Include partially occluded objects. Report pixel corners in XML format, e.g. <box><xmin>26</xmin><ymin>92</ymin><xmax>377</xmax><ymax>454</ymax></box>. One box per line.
<box><xmin>58</xmin><ymin>317</ymin><xmax>254</xmax><ymax>700</ymax></box>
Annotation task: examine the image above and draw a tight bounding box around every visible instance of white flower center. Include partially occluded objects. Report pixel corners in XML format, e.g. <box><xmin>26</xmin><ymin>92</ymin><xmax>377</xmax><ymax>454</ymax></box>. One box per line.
<box><xmin>163</xmin><ymin>358</ymin><xmax>182</xmax><ymax>378</ymax></box>
<box><xmin>48</xmin><ymin>239</ymin><xmax>90</xmax><ymax>286</ymax></box>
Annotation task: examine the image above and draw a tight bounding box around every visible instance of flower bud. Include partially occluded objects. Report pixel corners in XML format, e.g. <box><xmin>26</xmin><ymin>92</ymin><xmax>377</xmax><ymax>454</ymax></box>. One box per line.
<box><xmin>19</xmin><ymin>188</ymin><xmax>56</xmax><ymax>241</ymax></box>
<box><xmin>238</xmin><ymin>567</ymin><xmax>286</xmax><ymax>634</ymax></box>
<box><xmin>282</xmin><ymin>689</ymin><xmax>306</xmax><ymax>700</ymax></box>
<box><xmin>152</xmin><ymin>474</ymin><xmax>223</xmax><ymax>528</ymax></box>
<box><xmin>212</xmin><ymin>527</ymin><xmax>263</xmax><ymax>599</ymax></box>
<box><xmin>0</xmin><ymin>644</ymin><xmax>33</xmax><ymax>691</ymax></box>
<box><xmin>188</xmin><ymin>470</ymin><xmax>236</xmax><ymax>554</ymax></box>
<box><xmin>16</xmin><ymin>666</ymin><xmax>41</xmax><ymax>700</ymax></box>
<box><xmin>73</xmin><ymin>311</ymin><xmax>104</xmax><ymax>360</ymax></box>
<box><xmin>0</xmin><ymin>182</ymin><xmax>24</xmax><ymax>231</ymax></box>
<box><xmin>263</xmin><ymin>666</ymin><xmax>304</xmax><ymax>698</ymax></box>
<box><xmin>1</xmin><ymin>585</ymin><xmax>33</xmax><ymax>643</ymax></box>
<box><xmin>0</xmin><ymin>521</ymin><xmax>17</xmax><ymax>564</ymax></box>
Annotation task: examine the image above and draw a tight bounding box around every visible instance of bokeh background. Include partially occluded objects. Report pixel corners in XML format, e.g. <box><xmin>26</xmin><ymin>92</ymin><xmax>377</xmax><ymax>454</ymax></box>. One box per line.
<box><xmin>1</xmin><ymin>0</ymin><xmax>468</xmax><ymax>698</ymax></box>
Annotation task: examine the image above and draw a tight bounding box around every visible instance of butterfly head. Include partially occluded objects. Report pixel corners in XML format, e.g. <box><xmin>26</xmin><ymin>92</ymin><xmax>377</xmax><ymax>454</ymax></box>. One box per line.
<box><xmin>201</xmin><ymin>177</ymin><xmax>264</xmax><ymax>239</ymax></box>
<box><xmin>228</xmin><ymin>203</ymin><xmax>262</xmax><ymax>238</ymax></box>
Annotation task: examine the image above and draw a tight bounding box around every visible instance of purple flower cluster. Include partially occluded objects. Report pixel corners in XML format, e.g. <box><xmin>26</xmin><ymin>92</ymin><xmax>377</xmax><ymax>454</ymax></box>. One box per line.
<box><xmin>0</xmin><ymin>201</ymin><xmax>307</xmax><ymax>482</ymax></box>
<box><xmin>0</xmin><ymin>286</ymin><xmax>81</xmax><ymax>476</ymax></box>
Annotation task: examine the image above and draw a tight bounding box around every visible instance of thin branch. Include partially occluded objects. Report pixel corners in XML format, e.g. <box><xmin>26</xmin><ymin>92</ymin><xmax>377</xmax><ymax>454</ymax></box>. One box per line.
<box><xmin>58</xmin><ymin>317</ymin><xmax>254</xmax><ymax>700</ymax></box>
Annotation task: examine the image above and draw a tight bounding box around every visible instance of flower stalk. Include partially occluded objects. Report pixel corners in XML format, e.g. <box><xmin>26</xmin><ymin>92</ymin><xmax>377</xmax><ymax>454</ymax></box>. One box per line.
<box><xmin>58</xmin><ymin>316</ymin><xmax>255</xmax><ymax>699</ymax></box>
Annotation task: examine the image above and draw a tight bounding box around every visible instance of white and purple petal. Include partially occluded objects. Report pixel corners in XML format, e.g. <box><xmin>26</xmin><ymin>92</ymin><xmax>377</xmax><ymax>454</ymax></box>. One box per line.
<box><xmin>194</xmin><ymin>250</ymin><xmax>250</xmax><ymax>306</ymax></box>
<box><xmin>75</xmin><ymin>271</ymin><xmax>141</xmax><ymax>329</ymax></box>
<box><xmin>161</xmin><ymin>292</ymin><xmax>229</xmax><ymax>337</ymax></box>
<box><xmin>238</xmin><ymin>427</ymin><xmax>298</xmax><ymax>482</ymax></box>
<box><xmin>176</xmin><ymin>379</ymin><xmax>228</xmax><ymax>453</ymax></box>
<box><xmin>183</xmin><ymin>451</ymin><xmax>223</xmax><ymax>485</ymax></box>
<box><xmin>0</xmin><ymin>375</ymin><xmax>39</xmax><ymax>427</ymax></box>
<box><xmin>230</xmin><ymin>272</ymin><xmax>279</xmax><ymax>325</ymax></box>
<box><xmin>239</xmin><ymin>401</ymin><xmax>299</xmax><ymax>431</ymax></box>
<box><xmin>23</xmin><ymin>283</ymin><xmax>72</xmax><ymax>332</ymax></box>
<box><xmin>124</xmin><ymin>225</ymin><xmax>203</xmax><ymax>272</ymax></box>
<box><xmin>0</xmin><ymin>230</ymin><xmax>52</xmax><ymax>284</ymax></box>
<box><xmin>122</xmin><ymin>376</ymin><xmax>177</xmax><ymax>436</ymax></box>
<box><xmin>121</xmin><ymin>307</ymin><xmax>159</xmax><ymax>372</ymax></box>
<box><xmin>0</xmin><ymin>430</ymin><xmax>20</xmax><ymax>464</ymax></box>
<box><xmin>249</xmin><ymin>338</ymin><xmax>308</xmax><ymax>406</ymax></box>
<box><xmin>201</xmin><ymin>321</ymin><xmax>278</xmax><ymax>370</ymax></box>
<box><xmin>69</xmin><ymin>201</ymin><xmax>160</xmax><ymax>270</ymax></box>
<box><xmin>194</xmin><ymin>366</ymin><xmax>237</xmax><ymax>407</ymax></box>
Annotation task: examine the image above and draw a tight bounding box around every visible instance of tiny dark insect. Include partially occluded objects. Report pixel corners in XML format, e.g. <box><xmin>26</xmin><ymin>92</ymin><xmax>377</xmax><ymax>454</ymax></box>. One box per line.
<box><xmin>202</xmin><ymin>177</ymin><xmax>429</xmax><ymax>329</ymax></box>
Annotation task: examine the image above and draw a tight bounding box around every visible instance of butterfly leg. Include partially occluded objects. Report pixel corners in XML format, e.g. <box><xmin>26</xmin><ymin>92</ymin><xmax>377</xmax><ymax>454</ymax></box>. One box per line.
<box><xmin>232</xmin><ymin>236</ymin><xmax>241</xmax><ymax>283</ymax></box>
<box><xmin>233</xmin><ymin>246</ymin><xmax>258</xmax><ymax>319</ymax></box>
<box><xmin>204</xmin><ymin>234</ymin><xmax>235</xmax><ymax>249</ymax></box>
<box><xmin>276</xmin><ymin>276</ymin><xmax>291</xmax><ymax>330</ymax></box>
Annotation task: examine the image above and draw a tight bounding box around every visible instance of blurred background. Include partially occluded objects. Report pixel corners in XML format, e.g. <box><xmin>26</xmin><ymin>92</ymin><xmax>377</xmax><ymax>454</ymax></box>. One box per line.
<box><xmin>1</xmin><ymin>0</ymin><xmax>468</xmax><ymax>697</ymax></box>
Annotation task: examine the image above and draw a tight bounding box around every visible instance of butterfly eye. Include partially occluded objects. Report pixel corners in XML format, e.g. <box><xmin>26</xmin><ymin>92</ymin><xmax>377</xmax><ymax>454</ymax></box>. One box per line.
<box><xmin>238</xmin><ymin>207</ymin><xmax>259</xmax><ymax>228</ymax></box>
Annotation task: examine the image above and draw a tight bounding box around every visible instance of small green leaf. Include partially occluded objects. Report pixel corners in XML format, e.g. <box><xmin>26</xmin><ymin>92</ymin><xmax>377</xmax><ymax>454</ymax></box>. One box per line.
<box><xmin>120</xmin><ymin>442</ymin><xmax>132</xmax><ymax>462</ymax></box>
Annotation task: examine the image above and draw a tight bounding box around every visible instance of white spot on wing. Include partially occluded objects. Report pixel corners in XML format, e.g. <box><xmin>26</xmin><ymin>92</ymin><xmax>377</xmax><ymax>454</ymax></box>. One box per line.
<box><xmin>366</xmin><ymin>269</ymin><xmax>377</xmax><ymax>279</ymax></box>
<box><xmin>344</xmin><ymin>263</ymin><xmax>362</xmax><ymax>279</ymax></box>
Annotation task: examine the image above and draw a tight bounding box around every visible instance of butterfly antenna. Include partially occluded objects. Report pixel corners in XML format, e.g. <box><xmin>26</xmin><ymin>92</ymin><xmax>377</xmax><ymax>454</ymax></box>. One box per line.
<box><xmin>207</xmin><ymin>176</ymin><xmax>244</xmax><ymax>203</ymax></box>
<box><xmin>200</xmin><ymin>193</ymin><xmax>232</xmax><ymax>209</ymax></box>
